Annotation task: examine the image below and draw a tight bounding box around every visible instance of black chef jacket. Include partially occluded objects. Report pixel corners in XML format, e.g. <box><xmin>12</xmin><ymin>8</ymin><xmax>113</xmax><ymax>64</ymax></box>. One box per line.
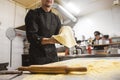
<box><xmin>25</xmin><ymin>7</ymin><xmax>61</xmax><ymax>65</ymax></box>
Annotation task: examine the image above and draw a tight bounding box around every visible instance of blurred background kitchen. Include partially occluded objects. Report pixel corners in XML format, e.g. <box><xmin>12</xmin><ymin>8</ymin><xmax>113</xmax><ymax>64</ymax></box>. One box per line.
<box><xmin>0</xmin><ymin>0</ymin><xmax>120</xmax><ymax>70</ymax></box>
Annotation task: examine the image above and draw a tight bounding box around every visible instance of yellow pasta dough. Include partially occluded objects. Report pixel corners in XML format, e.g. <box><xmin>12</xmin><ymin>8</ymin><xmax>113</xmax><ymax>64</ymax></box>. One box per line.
<box><xmin>52</xmin><ymin>26</ymin><xmax>77</xmax><ymax>48</ymax></box>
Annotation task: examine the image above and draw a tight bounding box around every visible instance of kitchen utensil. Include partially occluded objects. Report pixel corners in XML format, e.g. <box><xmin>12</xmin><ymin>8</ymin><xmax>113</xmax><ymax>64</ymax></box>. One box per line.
<box><xmin>0</xmin><ymin>70</ymin><xmax>22</xmax><ymax>74</ymax></box>
<box><xmin>18</xmin><ymin>65</ymin><xmax>87</xmax><ymax>74</ymax></box>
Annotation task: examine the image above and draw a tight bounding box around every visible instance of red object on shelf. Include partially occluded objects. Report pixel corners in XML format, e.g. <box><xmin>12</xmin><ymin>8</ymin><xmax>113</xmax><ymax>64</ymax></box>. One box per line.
<box><xmin>109</xmin><ymin>38</ymin><xmax>112</xmax><ymax>43</ymax></box>
<box><xmin>65</xmin><ymin>48</ymin><xmax>69</xmax><ymax>56</ymax></box>
<box><xmin>87</xmin><ymin>45</ymin><xmax>92</xmax><ymax>54</ymax></box>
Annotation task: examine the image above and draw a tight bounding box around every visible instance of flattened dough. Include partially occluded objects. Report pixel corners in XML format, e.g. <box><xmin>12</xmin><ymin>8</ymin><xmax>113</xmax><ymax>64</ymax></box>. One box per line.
<box><xmin>52</xmin><ymin>26</ymin><xmax>77</xmax><ymax>48</ymax></box>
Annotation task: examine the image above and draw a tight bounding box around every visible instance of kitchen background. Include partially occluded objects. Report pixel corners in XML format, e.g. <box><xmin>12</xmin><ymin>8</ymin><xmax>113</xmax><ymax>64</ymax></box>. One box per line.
<box><xmin>0</xmin><ymin>0</ymin><xmax>120</xmax><ymax>69</ymax></box>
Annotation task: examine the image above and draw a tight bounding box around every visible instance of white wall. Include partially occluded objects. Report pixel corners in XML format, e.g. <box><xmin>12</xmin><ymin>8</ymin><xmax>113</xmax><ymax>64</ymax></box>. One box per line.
<box><xmin>73</xmin><ymin>5</ymin><xmax>120</xmax><ymax>40</ymax></box>
<box><xmin>0</xmin><ymin>0</ymin><xmax>26</xmax><ymax>69</ymax></box>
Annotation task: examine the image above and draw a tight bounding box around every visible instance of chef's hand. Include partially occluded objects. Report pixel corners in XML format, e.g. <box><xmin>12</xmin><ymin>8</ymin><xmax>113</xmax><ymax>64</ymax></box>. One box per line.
<box><xmin>41</xmin><ymin>37</ymin><xmax>59</xmax><ymax>45</ymax></box>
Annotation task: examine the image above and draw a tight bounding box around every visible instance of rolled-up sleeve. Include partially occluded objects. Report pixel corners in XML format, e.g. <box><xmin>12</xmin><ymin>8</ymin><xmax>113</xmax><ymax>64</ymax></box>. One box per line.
<box><xmin>25</xmin><ymin>10</ymin><xmax>43</xmax><ymax>46</ymax></box>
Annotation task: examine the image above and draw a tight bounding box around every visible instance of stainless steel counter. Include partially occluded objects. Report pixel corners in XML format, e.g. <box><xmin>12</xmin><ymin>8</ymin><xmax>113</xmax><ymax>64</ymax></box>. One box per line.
<box><xmin>59</xmin><ymin>54</ymin><xmax>120</xmax><ymax>61</ymax></box>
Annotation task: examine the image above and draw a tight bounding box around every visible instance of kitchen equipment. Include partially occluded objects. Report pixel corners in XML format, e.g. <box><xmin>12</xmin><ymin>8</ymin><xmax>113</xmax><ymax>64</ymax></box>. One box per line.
<box><xmin>0</xmin><ymin>71</ymin><xmax>22</xmax><ymax>80</ymax></box>
<box><xmin>76</xmin><ymin>47</ymin><xmax>82</xmax><ymax>55</ymax></box>
<box><xmin>18</xmin><ymin>65</ymin><xmax>87</xmax><ymax>74</ymax></box>
<box><xmin>81</xmin><ymin>46</ymin><xmax>87</xmax><ymax>54</ymax></box>
<box><xmin>0</xmin><ymin>70</ymin><xmax>22</xmax><ymax>74</ymax></box>
<box><xmin>6</xmin><ymin>28</ymin><xmax>16</xmax><ymax>67</ymax></box>
<box><xmin>93</xmin><ymin>50</ymin><xmax>107</xmax><ymax>54</ymax></box>
<box><xmin>0</xmin><ymin>63</ymin><xmax>8</xmax><ymax>71</ymax></box>
<box><xmin>109</xmin><ymin>48</ymin><xmax>118</xmax><ymax>54</ymax></box>
<box><xmin>111</xmin><ymin>37</ymin><xmax>120</xmax><ymax>43</ymax></box>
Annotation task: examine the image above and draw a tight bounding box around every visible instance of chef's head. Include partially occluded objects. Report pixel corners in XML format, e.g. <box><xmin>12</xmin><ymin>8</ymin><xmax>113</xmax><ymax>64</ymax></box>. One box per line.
<box><xmin>41</xmin><ymin>0</ymin><xmax>54</xmax><ymax>8</ymax></box>
<box><xmin>94</xmin><ymin>31</ymin><xmax>101</xmax><ymax>40</ymax></box>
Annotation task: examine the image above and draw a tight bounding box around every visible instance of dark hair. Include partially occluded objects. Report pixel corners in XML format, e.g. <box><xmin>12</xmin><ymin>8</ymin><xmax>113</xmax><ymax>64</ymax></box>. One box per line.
<box><xmin>103</xmin><ymin>35</ymin><xmax>109</xmax><ymax>39</ymax></box>
<box><xmin>94</xmin><ymin>31</ymin><xmax>100</xmax><ymax>36</ymax></box>
<box><xmin>77</xmin><ymin>40</ymin><xmax>81</xmax><ymax>44</ymax></box>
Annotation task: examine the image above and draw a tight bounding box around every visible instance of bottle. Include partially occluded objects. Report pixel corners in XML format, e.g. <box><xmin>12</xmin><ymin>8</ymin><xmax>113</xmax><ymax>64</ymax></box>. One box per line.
<box><xmin>87</xmin><ymin>45</ymin><xmax>92</xmax><ymax>54</ymax></box>
<box><xmin>109</xmin><ymin>38</ymin><xmax>112</xmax><ymax>43</ymax></box>
<box><xmin>73</xmin><ymin>47</ymin><xmax>77</xmax><ymax>55</ymax></box>
<box><xmin>65</xmin><ymin>48</ymin><xmax>69</xmax><ymax>56</ymax></box>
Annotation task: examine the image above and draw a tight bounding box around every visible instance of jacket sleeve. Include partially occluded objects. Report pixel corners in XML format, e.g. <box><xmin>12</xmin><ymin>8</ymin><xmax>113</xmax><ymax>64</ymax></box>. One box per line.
<box><xmin>25</xmin><ymin>10</ymin><xmax>43</xmax><ymax>46</ymax></box>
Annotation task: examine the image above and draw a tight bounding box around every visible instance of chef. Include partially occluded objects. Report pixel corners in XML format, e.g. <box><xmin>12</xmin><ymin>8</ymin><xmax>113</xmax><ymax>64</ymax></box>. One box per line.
<box><xmin>92</xmin><ymin>31</ymin><xmax>103</xmax><ymax>50</ymax></box>
<box><xmin>25</xmin><ymin>0</ymin><xmax>61</xmax><ymax>65</ymax></box>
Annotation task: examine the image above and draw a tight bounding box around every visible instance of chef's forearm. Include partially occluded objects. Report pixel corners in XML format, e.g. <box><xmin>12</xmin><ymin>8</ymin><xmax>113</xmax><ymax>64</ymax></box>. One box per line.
<box><xmin>41</xmin><ymin>37</ymin><xmax>58</xmax><ymax>45</ymax></box>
